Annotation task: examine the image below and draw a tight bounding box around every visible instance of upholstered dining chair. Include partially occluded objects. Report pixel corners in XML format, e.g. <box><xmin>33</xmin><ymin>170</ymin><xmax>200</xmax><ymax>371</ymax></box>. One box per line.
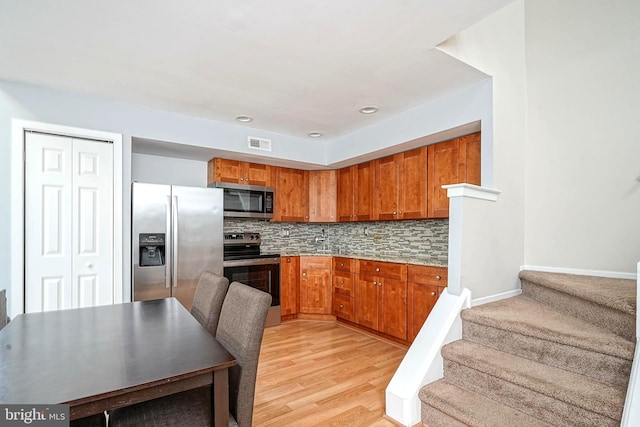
<box><xmin>191</xmin><ymin>271</ymin><xmax>230</xmax><ymax>336</ymax></box>
<box><xmin>109</xmin><ymin>281</ymin><xmax>272</xmax><ymax>427</ymax></box>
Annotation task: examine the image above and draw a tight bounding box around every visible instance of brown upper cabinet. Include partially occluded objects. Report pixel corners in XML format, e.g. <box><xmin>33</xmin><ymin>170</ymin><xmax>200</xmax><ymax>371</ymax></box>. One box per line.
<box><xmin>374</xmin><ymin>147</ymin><xmax>428</xmax><ymax>220</ymax></box>
<box><xmin>274</xmin><ymin>167</ymin><xmax>309</xmax><ymax>222</ymax></box>
<box><xmin>308</xmin><ymin>170</ymin><xmax>337</xmax><ymax>223</ymax></box>
<box><xmin>207</xmin><ymin>158</ymin><xmax>274</xmax><ymax>187</ymax></box>
<box><xmin>336</xmin><ymin>161</ymin><xmax>375</xmax><ymax>222</ymax></box>
<box><xmin>427</xmin><ymin>132</ymin><xmax>481</xmax><ymax>218</ymax></box>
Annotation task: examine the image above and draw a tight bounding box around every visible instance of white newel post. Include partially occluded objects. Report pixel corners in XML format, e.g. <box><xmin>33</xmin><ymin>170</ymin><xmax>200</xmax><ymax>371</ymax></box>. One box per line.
<box><xmin>443</xmin><ymin>184</ymin><xmax>501</xmax><ymax>296</ymax></box>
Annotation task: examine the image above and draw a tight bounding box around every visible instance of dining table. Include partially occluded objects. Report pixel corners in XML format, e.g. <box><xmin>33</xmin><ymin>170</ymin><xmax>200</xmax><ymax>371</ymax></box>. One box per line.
<box><xmin>0</xmin><ymin>297</ymin><xmax>236</xmax><ymax>426</ymax></box>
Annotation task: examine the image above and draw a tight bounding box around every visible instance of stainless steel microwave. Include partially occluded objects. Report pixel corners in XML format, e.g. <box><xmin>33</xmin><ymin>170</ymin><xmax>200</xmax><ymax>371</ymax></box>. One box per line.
<box><xmin>210</xmin><ymin>182</ymin><xmax>274</xmax><ymax>219</ymax></box>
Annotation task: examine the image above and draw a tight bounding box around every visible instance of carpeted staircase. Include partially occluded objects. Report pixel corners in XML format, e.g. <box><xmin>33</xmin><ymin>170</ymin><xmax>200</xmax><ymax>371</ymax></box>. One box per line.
<box><xmin>419</xmin><ymin>270</ymin><xmax>637</xmax><ymax>427</ymax></box>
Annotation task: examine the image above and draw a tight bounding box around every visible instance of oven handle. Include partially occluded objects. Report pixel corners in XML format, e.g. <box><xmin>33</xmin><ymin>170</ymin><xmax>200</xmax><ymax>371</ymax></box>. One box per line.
<box><xmin>223</xmin><ymin>258</ymin><xmax>281</xmax><ymax>267</ymax></box>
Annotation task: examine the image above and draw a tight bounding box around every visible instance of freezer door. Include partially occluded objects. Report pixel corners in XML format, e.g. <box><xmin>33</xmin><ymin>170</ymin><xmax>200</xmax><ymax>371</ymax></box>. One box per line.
<box><xmin>171</xmin><ymin>186</ymin><xmax>224</xmax><ymax>310</ymax></box>
<box><xmin>132</xmin><ymin>183</ymin><xmax>172</xmax><ymax>302</ymax></box>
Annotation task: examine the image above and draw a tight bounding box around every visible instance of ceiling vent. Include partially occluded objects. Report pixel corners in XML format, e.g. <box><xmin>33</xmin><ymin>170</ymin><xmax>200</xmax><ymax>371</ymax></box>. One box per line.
<box><xmin>248</xmin><ymin>136</ymin><xmax>272</xmax><ymax>152</ymax></box>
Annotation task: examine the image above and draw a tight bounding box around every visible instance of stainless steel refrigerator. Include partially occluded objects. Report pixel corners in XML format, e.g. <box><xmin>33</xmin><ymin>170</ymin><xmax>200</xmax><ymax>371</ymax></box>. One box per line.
<box><xmin>132</xmin><ymin>182</ymin><xmax>223</xmax><ymax>310</ymax></box>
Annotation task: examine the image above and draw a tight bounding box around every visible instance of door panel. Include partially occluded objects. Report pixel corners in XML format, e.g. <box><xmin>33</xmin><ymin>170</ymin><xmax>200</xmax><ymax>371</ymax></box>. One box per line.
<box><xmin>72</xmin><ymin>139</ymin><xmax>113</xmax><ymax>308</ymax></box>
<box><xmin>25</xmin><ymin>133</ymin><xmax>73</xmax><ymax>312</ymax></box>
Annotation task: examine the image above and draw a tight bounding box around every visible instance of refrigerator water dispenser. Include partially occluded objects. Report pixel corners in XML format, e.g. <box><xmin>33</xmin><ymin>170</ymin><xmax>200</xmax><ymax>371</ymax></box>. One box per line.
<box><xmin>139</xmin><ymin>233</ymin><xmax>165</xmax><ymax>267</ymax></box>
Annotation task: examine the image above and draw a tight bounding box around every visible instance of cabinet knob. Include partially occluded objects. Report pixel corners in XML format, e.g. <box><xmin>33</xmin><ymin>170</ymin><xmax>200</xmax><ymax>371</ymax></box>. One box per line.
<box><xmin>431</xmin><ymin>291</ymin><xmax>436</xmax><ymax>296</ymax></box>
<box><xmin>375</xmin><ymin>268</ymin><xmax>380</xmax><ymax>272</ymax></box>
<box><xmin>340</xmin><ymin>281</ymin><xmax>344</xmax><ymax>284</ymax></box>
<box><xmin>393</xmin><ymin>211</ymin><xmax>397</xmax><ymax>215</ymax></box>
<box><xmin>287</xmin><ymin>258</ymin><xmax>291</xmax><ymax>263</ymax></box>
<box><xmin>239</xmin><ymin>177</ymin><xmax>244</xmax><ymax>181</ymax></box>
<box><xmin>302</xmin><ymin>273</ymin><xmax>307</xmax><ymax>277</ymax></box>
<box><xmin>340</xmin><ymin>263</ymin><xmax>344</xmax><ymax>267</ymax></box>
<box><xmin>373</xmin><ymin>281</ymin><xmax>377</xmax><ymax>285</ymax></box>
<box><xmin>246</xmin><ymin>177</ymin><xmax>249</xmax><ymax>181</ymax></box>
<box><xmin>339</xmin><ymin>304</ymin><xmax>344</xmax><ymax>309</ymax></box>
<box><xmin>399</xmin><ymin>211</ymin><xmax>402</xmax><ymax>214</ymax></box>
<box><xmin>435</xmin><ymin>275</ymin><xmax>441</xmax><ymax>280</ymax></box>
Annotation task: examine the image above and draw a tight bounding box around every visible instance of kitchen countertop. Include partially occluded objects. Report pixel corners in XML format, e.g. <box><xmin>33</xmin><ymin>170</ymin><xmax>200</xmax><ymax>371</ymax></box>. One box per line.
<box><xmin>279</xmin><ymin>252</ymin><xmax>447</xmax><ymax>268</ymax></box>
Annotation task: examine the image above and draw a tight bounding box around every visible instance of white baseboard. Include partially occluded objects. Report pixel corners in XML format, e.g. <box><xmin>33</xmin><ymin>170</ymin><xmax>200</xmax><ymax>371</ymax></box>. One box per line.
<box><xmin>521</xmin><ymin>265</ymin><xmax>637</xmax><ymax>280</ymax></box>
<box><xmin>471</xmin><ymin>289</ymin><xmax>521</xmax><ymax>307</ymax></box>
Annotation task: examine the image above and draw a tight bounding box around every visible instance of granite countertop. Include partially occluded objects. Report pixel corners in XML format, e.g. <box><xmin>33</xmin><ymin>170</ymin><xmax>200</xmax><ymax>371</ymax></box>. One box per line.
<box><xmin>279</xmin><ymin>252</ymin><xmax>447</xmax><ymax>268</ymax></box>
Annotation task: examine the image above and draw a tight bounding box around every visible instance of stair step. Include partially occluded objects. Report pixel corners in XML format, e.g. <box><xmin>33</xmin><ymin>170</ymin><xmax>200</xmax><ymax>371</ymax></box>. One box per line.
<box><xmin>461</xmin><ymin>296</ymin><xmax>634</xmax><ymax>387</ymax></box>
<box><xmin>420</xmin><ymin>379</ymin><xmax>554</xmax><ymax>427</ymax></box>
<box><xmin>442</xmin><ymin>341</ymin><xmax>625</xmax><ymax>426</ymax></box>
<box><xmin>519</xmin><ymin>270</ymin><xmax>636</xmax><ymax>341</ymax></box>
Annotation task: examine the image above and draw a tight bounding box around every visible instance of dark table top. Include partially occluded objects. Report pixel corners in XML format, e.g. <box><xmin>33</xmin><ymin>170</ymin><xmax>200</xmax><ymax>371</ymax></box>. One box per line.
<box><xmin>0</xmin><ymin>298</ymin><xmax>235</xmax><ymax>406</ymax></box>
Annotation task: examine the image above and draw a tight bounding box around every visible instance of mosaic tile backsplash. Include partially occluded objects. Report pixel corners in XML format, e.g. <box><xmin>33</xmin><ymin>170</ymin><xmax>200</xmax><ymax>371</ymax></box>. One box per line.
<box><xmin>224</xmin><ymin>218</ymin><xmax>449</xmax><ymax>266</ymax></box>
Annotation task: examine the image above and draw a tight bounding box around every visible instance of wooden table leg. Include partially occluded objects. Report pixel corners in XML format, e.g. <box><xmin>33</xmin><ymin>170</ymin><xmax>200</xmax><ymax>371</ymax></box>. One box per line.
<box><xmin>212</xmin><ymin>368</ymin><xmax>229</xmax><ymax>427</ymax></box>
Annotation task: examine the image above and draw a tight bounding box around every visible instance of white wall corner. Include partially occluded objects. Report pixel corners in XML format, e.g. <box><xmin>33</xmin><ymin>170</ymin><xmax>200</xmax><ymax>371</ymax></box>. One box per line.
<box><xmin>385</xmin><ymin>288</ymin><xmax>471</xmax><ymax>426</ymax></box>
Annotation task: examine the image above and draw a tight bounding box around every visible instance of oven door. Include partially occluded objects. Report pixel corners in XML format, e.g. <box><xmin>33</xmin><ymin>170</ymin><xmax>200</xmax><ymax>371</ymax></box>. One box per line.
<box><xmin>222</xmin><ymin>258</ymin><xmax>280</xmax><ymax>307</ymax></box>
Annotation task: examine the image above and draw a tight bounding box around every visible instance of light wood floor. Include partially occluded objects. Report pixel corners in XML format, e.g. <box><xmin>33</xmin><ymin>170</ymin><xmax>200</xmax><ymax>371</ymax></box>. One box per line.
<box><xmin>253</xmin><ymin>320</ymin><xmax>407</xmax><ymax>426</ymax></box>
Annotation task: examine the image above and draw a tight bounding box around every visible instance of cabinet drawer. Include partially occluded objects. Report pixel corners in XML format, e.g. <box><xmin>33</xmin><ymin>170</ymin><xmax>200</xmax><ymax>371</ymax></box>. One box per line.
<box><xmin>333</xmin><ymin>294</ymin><xmax>354</xmax><ymax>322</ymax></box>
<box><xmin>333</xmin><ymin>257</ymin><xmax>355</xmax><ymax>272</ymax></box>
<box><xmin>301</xmin><ymin>256</ymin><xmax>332</xmax><ymax>270</ymax></box>
<box><xmin>358</xmin><ymin>260</ymin><xmax>407</xmax><ymax>280</ymax></box>
<box><xmin>407</xmin><ymin>265</ymin><xmax>447</xmax><ymax>285</ymax></box>
<box><xmin>333</xmin><ymin>271</ymin><xmax>354</xmax><ymax>297</ymax></box>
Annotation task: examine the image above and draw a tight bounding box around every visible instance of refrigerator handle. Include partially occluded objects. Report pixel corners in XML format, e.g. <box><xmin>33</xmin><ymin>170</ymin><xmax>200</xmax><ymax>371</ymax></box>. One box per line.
<box><xmin>165</xmin><ymin>196</ymin><xmax>172</xmax><ymax>289</ymax></box>
<box><xmin>172</xmin><ymin>195</ymin><xmax>179</xmax><ymax>288</ymax></box>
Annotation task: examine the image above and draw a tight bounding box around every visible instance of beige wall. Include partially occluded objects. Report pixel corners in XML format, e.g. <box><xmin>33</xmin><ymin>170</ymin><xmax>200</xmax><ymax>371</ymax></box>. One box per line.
<box><xmin>523</xmin><ymin>0</ymin><xmax>640</xmax><ymax>273</ymax></box>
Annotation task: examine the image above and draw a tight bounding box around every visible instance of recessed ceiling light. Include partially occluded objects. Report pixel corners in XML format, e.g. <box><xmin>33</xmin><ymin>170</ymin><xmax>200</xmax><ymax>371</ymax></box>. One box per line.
<box><xmin>235</xmin><ymin>115</ymin><xmax>253</xmax><ymax>123</ymax></box>
<box><xmin>358</xmin><ymin>105</ymin><xmax>379</xmax><ymax>114</ymax></box>
<box><xmin>308</xmin><ymin>132</ymin><xmax>323</xmax><ymax>138</ymax></box>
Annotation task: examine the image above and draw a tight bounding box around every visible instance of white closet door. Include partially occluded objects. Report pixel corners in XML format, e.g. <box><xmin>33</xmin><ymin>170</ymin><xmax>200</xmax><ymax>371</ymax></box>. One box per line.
<box><xmin>25</xmin><ymin>132</ymin><xmax>114</xmax><ymax>313</ymax></box>
<box><xmin>72</xmin><ymin>138</ymin><xmax>113</xmax><ymax>308</ymax></box>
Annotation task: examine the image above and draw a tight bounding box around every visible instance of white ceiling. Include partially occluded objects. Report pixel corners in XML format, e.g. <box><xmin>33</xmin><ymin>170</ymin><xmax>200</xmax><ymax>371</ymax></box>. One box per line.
<box><xmin>0</xmin><ymin>0</ymin><xmax>510</xmax><ymax>141</ymax></box>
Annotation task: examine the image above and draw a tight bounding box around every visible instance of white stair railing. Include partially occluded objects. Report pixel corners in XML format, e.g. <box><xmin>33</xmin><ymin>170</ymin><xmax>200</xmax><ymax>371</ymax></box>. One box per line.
<box><xmin>621</xmin><ymin>261</ymin><xmax>639</xmax><ymax>426</ymax></box>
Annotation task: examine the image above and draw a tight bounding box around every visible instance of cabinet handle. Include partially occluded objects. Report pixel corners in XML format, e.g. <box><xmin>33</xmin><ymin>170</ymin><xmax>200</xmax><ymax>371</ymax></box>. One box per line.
<box><xmin>435</xmin><ymin>275</ymin><xmax>441</xmax><ymax>280</ymax></box>
<box><xmin>431</xmin><ymin>291</ymin><xmax>436</xmax><ymax>296</ymax></box>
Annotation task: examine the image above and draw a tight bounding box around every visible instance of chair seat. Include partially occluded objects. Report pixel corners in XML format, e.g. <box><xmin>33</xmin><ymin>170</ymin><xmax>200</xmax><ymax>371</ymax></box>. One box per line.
<box><xmin>109</xmin><ymin>387</ymin><xmax>239</xmax><ymax>427</ymax></box>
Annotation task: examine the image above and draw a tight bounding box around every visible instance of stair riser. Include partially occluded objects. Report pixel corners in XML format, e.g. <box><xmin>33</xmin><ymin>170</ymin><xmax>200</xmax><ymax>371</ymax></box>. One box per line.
<box><xmin>521</xmin><ymin>280</ymin><xmax>635</xmax><ymax>341</ymax></box>
<box><xmin>462</xmin><ymin>321</ymin><xmax>632</xmax><ymax>388</ymax></box>
<box><xmin>444</xmin><ymin>359</ymin><xmax>620</xmax><ymax>427</ymax></box>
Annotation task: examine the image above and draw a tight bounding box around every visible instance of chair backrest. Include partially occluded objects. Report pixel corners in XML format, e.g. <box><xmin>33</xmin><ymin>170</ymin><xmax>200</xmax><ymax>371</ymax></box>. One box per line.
<box><xmin>216</xmin><ymin>281</ymin><xmax>271</xmax><ymax>427</ymax></box>
<box><xmin>0</xmin><ymin>289</ymin><xmax>7</xmax><ymax>330</ymax></box>
<box><xmin>190</xmin><ymin>272</ymin><xmax>230</xmax><ymax>336</ymax></box>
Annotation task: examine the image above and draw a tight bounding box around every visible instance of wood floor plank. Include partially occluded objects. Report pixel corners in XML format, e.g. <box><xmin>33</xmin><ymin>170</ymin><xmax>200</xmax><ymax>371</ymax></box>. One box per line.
<box><xmin>254</xmin><ymin>320</ymin><xmax>406</xmax><ymax>426</ymax></box>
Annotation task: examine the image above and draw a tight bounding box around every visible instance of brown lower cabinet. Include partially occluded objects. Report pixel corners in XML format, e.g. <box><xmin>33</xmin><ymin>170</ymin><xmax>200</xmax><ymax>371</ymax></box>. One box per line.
<box><xmin>281</xmin><ymin>256</ymin><xmax>300</xmax><ymax>317</ymax></box>
<box><xmin>299</xmin><ymin>256</ymin><xmax>332</xmax><ymax>314</ymax></box>
<box><xmin>280</xmin><ymin>255</ymin><xmax>447</xmax><ymax>344</ymax></box>
<box><xmin>407</xmin><ymin>265</ymin><xmax>448</xmax><ymax>341</ymax></box>
<box><xmin>355</xmin><ymin>260</ymin><xmax>408</xmax><ymax>340</ymax></box>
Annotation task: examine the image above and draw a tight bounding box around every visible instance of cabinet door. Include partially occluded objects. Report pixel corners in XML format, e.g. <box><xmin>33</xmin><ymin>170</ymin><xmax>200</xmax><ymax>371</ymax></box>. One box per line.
<box><xmin>308</xmin><ymin>170</ymin><xmax>337</xmax><ymax>223</ymax></box>
<box><xmin>333</xmin><ymin>293</ymin><xmax>355</xmax><ymax>322</ymax></box>
<box><xmin>274</xmin><ymin>167</ymin><xmax>309</xmax><ymax>222</ymax></box>
<box><xmin>408</xmin><ymin>282</ymin><xmax>439</xmax><ymax>341</ymax></box>
<box><xmin>280</xmin><ymin>256</ymin><xmax>300</xmax><ymax>316</ymax></box>
<box><xmin>336</xmin><ymin>166</ymin><xmax>355</xmax><ymax>222</ymax></box>
<box><xmin>400</xmin><ymin>147</ymin><xmax>427</xmax><ymax>219</ymax></box>
<box><xmin>246</xmin><ymin>163</ymin><xmax>274</xmax><ymax>186</ymax></box>
<box><xmin>300</xmin><ymin>268</ymin><xmax>331</xmax><ymax>314</ymax></box>
<box><xmin>210</xmin><ymin>158</ymin><xmax>244</xmax><ymax>184</ymax></box>
<box><xmin>459</xmin><ymin>132</ymin><xmax>481</xmax><ymax>186</ymax></box>
<box><xmin>379</xmin><ymin>277</ymin><xmax>408</xmax><ymax>340</ymax></box>
<box><xmin>374</xmin><ymin>155</ymin><xmax>400</xmax><ymax>220</ymax></box>
<box><xmin>354</xmin><ymin>161</ymin><xmax>375</xmax><ymax>221</ymax></box>
<box><xmin>355</xmin><ymin>274</ymin><xmax>379</xmax><ymax>330</ymax></box>
<box><xmin>427</xmin><ymin>139</ymin><xmax>461</xmax><ymax>218</ymax></box>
